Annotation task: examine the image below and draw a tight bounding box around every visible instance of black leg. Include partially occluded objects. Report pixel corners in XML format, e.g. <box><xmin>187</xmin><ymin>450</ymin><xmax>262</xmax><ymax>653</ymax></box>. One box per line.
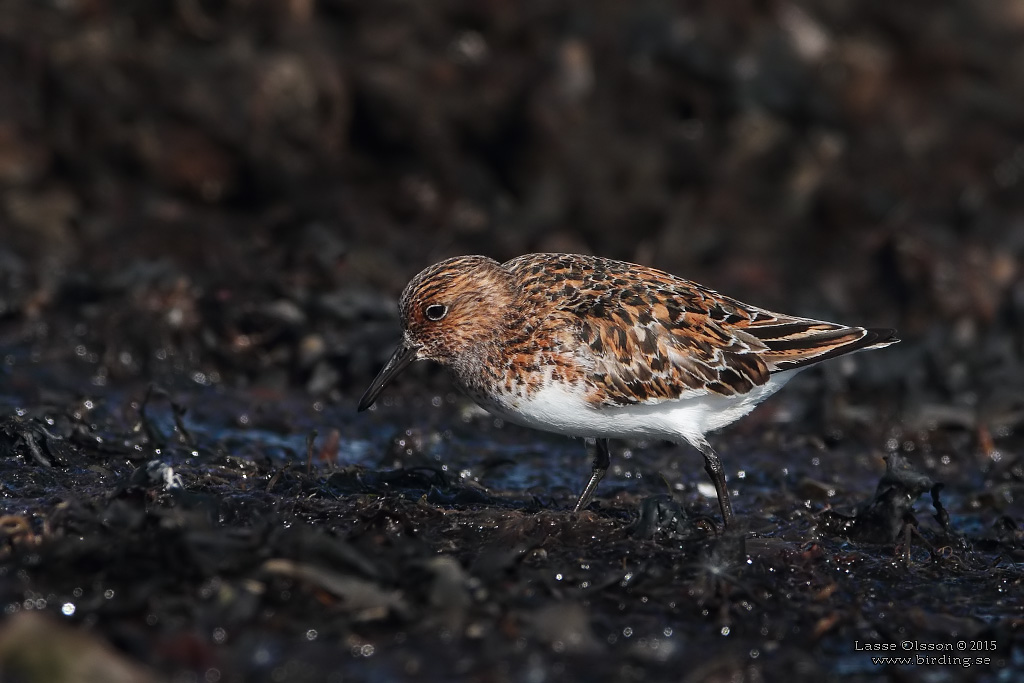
<box><xmin>698</xmin><ymin>440</ymin><xmax>734</xmax><ymax>527</ymax></box>
<box><xmin>573</xmin><ymin>438</ymin><xmax>611</xmax><ymax>512</ymax></box>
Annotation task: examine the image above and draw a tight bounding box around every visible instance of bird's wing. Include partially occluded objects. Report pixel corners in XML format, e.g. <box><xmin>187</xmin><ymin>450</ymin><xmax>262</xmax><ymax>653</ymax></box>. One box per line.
<box><xmin>508</xmin><ymin>254</ymin><xmax>896</xmax><ymax>407</ymax></box>
<box><xmin>564</xmin><ymin>291</ymin><xmax>773</xmax><ymax>406</ymax></box>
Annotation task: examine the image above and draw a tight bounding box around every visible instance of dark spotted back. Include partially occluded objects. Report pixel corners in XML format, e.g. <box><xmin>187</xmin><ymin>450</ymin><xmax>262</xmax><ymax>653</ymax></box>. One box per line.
<box><xmin>503</xmin><ymin>254</ymin><xmax>896</xmax><ymax>406</ymax></box>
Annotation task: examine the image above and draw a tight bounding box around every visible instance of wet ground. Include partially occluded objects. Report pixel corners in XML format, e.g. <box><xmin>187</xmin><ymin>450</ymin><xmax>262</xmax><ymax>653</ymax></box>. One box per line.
<box><xmin>2</xmin><ymin>1</ymin><xmax>1024</xmax><ymax>681</ymax></box>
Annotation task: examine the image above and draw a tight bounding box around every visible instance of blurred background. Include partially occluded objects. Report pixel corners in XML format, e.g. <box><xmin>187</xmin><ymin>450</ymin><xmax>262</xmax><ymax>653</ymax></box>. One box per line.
<box><xmin>1</xmin><ymin>0</ymin><xmax>1022</xmax><ymax>421</ymax></box>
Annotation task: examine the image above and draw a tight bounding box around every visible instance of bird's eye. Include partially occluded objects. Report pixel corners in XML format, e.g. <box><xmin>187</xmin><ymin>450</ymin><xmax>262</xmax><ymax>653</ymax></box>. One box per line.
<box><xmin>424</xmin><ymin>304</ymin><xmax>448</xmax><ymax>321</ymax></box>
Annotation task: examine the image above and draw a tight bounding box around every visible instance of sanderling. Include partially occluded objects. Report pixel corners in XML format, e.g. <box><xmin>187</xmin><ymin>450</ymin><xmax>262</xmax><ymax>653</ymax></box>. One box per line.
<box><xmin>358</xmin><ymin>253</ymin><xmax>898</xmax><ymax>527</ymax></box>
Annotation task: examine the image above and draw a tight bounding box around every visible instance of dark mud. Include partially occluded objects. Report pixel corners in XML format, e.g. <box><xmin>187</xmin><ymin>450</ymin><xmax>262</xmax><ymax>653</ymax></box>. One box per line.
<box><xmin>1</xmin><ymin>1</ymin><xmax>1024</xmax><ymax>682</ymax></box>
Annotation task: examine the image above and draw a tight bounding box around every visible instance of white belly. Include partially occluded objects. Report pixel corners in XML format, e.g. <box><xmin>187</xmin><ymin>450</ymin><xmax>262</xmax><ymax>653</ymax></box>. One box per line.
<box><xmin>479</xmin><ymin>370</ymin><xmax>801</xmax><ymax>448</ymax></box>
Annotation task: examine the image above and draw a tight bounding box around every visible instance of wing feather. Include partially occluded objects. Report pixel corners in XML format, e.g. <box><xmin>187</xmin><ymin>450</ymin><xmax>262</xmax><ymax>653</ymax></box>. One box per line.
<box><xmin>505</xmin><ymin>254</ymin><xmax>898</xmax><ymax>407</ymax></box>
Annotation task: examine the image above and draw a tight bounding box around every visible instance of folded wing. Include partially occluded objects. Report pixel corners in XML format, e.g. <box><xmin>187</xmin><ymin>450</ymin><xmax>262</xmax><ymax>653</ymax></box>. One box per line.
<box><xmin>543</xmin><ymin>261</ymin><xmax>897</xmax><ymax>406</ymax></box>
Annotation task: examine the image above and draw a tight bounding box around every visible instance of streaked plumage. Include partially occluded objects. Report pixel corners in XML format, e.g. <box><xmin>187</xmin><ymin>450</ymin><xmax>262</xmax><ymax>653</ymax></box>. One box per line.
<box><xmin>359</xmin><ymin>253</ymin><xmax>898</xmax><ymax>527</ymax></box>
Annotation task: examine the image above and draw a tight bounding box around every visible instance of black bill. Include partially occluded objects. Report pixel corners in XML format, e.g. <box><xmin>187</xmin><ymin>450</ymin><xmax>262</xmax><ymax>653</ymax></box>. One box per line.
<box><xmin>357</xmin><ymin>342</ymin><xmax>419</xmax><ymax>411</ymax></box>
